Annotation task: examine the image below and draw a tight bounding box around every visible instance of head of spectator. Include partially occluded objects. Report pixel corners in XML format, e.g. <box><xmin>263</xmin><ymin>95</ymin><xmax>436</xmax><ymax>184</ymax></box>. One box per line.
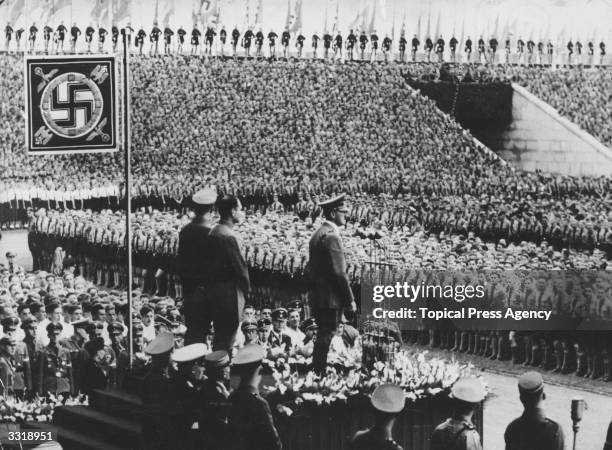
<box><xmin>21</xmin><ymin>317</ymin><xmax>37</xmax><ymax>341</ymax></box>
<box><xmin>45</xmin><ymin>302</ymin><xmax>62</xmax><ymax>325</ymax></box>
<box><xmin>518</xmin><ymin>371</ymin><xmax>546</xmax><ymax>410</ymax></box>
<box><xmin>217</xmin><ymin>195</ymin><xmax>243</xmax><ymax>226</ymax></box>
<box><xmin>0</xmin><ymin>336</ymin><xmax>17</xmax><ymax>358</ymax></box>
<box><xmin>140</xmin><ymin>306</ymin><xmax>154</xmax><ymax>327</ymax></box>
<box><xmin>320</xmin><ymin>194</ymin><xmax>349</xmax><ymax>227</ymax></box>
<box><xmin>450</xmin><ymin>377</ymin><xmax>486</xmax><ymax>422</ymax></box>
<box><xmin>46</xmin><ymin>322</ymin><xmax>63</xmax><ymax>346</ymax></box>
<box><xmin>271</xmin><ymin>308</ymin><xmax>287</xmax><ymax>333</ymax></box>
<box><xmin>287</xmin><ymin>309</ymin><xmax>300</xmax><ymax>331</ymax></box>
<box><xmin>233</xmin><ymin>343</ymin><xmax>265</xmax><ymax>389</ymax></box>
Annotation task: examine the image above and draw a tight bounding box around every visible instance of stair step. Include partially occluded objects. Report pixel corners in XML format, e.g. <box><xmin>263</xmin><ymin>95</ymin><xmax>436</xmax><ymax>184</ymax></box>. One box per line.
<box><xmin>90</xmin><ymin>388</ymin><xmax>143</xmax><ymax>419</ymax></box>
<box><xmin>53</xmin><ymin>406</ymin><xmax>141</xmax><ymax>448</ymax></box>
<box><xmin>23</xmin><ymin>422</ymin><xmax>133</xmax><ymax>450</ymax></box>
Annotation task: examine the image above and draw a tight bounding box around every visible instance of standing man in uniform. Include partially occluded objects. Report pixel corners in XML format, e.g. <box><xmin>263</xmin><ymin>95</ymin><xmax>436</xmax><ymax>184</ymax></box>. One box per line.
<box><xmin>163</xmin><ymin>26</ymin><xmax>174</xmax><ymax>54</ymax></box>
<box><xmin>504</xmin><ymin>372</ymin><xmax>565</xmax><ymax>450</ymax></box>
<box><xmin>176</xmin><ymin>188</ymin><xmax>217</xmax><ymax>345</ymax></box>
<box><xmin>323</xmin><ymin>30</ymin><xmax>332</xmax><ymax>58</ymax></box>
<box><xmin>29</xmin><ymin>22</ymin><xmax>38</xmax><ymax>53</ymax></box>
<box><xmin>191</xmin><ymin>26</ymin><xmax>201</xmax><ymax>55</ymax></box>
<box><xmin>308</xmin><ymin>194</ymin><xmax>356</xmax><ymax>373</ymax></box>
<box><xmin>231</xmin><ymin>25</ymin><xmax>240</xmax><ymax>56</ymax></box>
<box><xmin>177</xmin><ymin>26</ymin><xmax>186</xmax><ymax>53</ymax></box>
<box><xmin>37</xmin><ymin>323</ymin><xmax>73</xmax><ymax>397</ymax></box>
<box><xmin>203</xmin><ymin>195</ymin><xmax>249</xmax><ymax>353</ymax></box>
<box><xmin>465</xmin><ymin>36</ymin><xmax>473</xmax><ymax>62</ymax></box>
<box><xmin>199</xmin><ymin>350</ymin><xmax>231</xmax><ymax>449</ymax></box>
<box><xmin>350</xmin><ymin>384</ymin><xmax>404</xmax><ymax>450</ymax></box>
<box><xmin>85</xmin><ymin>24</ymin><xmax>95</xmax><ymax>53</ymax></box>
<box><xmin>229</xmin><ymin>344</ymin><xmax>282</xmax><ymax>450</ymax></box>
<box><xmin>281</xmin><ymin>27</ymin><xmax>291</xmax><ymax>58</ymax></box>
<box><xmin>431</xmin><ymin>378</ymin><xmax>485</xmax><ymax>450</ymax></box>
<box><xmin>69</xmin><ymin>22</ymin><xmax>80</xmax><ymax>53</ymax></box>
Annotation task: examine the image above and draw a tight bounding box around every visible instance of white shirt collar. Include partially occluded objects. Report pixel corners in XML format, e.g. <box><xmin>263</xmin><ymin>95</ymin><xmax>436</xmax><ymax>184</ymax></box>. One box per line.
<box><xmin>324</xmin><ymin>220</ymin><xmax>339</xmax><ymax>234</ymax></box>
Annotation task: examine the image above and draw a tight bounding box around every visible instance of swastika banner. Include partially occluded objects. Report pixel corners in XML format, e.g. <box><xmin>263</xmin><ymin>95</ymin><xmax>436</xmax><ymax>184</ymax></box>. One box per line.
<box><xmin>24</xmin><ymin>55</ymin><xmax>118</xmax><ymax>155</ymax></box>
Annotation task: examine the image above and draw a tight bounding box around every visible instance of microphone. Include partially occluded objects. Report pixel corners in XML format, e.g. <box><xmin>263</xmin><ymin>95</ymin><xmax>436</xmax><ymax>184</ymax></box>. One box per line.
<box><xmin>571</xmin><ymin>397</ymin><xmax>587</xmax><ymax>423</ymax></box>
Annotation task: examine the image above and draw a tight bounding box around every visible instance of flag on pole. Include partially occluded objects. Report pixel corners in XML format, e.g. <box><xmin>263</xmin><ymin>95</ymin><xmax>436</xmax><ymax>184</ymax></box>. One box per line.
<box><xmin>332</xmin><ymin>0</ymin><xmax>338</xmax><ymax>32</ymax></box>
<box><xmin>254</xmin><ymin>0</ymin><xmax>262</xmax><ymax>28</ymax></box>
<box><xmin>425</xmin><ymin>9</ymin><xmax>431</xmax><ymax>38</ymax></box>
<box><xmin>289</xmin><ymin>0</ymin><xmax>302</xmax><ymax>32</ymax></box>
<box><xmin>433</xmin><ymin>9</ymin><xmax>440</xmax><ymax>38</ymax></box>
<box><xmin>323</xmin><ymin>0</ymin><xmax>328</xmax><ymax>32</ymax></box>
<box><xmin>492</xmin><ymin>13</ymin><xmax>499</xmax><ymax>38</ymax></box>
<box><xmin>112</xmin><ymin>0</ymin><xmax>130</xmax><ymax>25</ymax></box>
<box><xmin>368</xmin><ymin>1</ymin><xmax>377</xmax><ymax>34</ymax></box>
<box><xmin>162</xmin><ymin>0</ymin><xmax>175</xmax><ymax>28</ymax></box>
<box><xmin>285</xmin><ymin>0</ymin><xmax>292</xmax><ymax>29</ymax></box>
<box><xmin>9</xmin><ymin>0</ymin><xmax>25</xmax><ymax>23</ymax></box>
<box><xmin>459</xmin><ymin>18</ymin><xmax>464</xmax><ymax>46</ymax></box>
<box><xmin>91</xmin><ymin>0</ymin><xmax>109</xmax><ymax>25</ymax></box>
<box><xmin>415</xmin><ymin>14</ymin><xmax>421</xmax><ymax>39</ymax></box>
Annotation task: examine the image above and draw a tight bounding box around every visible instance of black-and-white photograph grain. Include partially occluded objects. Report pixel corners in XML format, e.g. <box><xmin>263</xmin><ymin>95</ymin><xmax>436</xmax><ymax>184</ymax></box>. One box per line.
<box><xmin>1</xmin><ymin>0</ymin><xmax>612</xmax><ymax>449</ymax></box>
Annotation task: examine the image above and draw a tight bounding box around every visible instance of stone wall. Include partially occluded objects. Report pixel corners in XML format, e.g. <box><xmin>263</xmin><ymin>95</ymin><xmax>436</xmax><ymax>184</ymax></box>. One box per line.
<box><xmin>486</xmin><ymin>84</ymin><xmax>612</xmax><ymax>177</ymax></box>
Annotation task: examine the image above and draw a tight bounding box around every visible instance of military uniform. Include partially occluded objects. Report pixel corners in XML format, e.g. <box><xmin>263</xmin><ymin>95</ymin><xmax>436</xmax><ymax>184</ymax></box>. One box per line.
<box><xmin>229</xmin><ymin>345</ymin><xmax>281</xmax><ymax>450</ymax></box>
<box><xmin>431</xmin><ymin>378</ymin><xmax>484</xmax><ymax>450</ymax></box>
<box><xmin>308</xmin><ymin>194</ymin><xmax>354</xmax><ymax>372</ymax></box>
<box><xmin>350</xmin><ymin>384</ymin><xmax>405</xmax><ymax>450</ymax></box>
<box><xmin>37</xmin><ymin>323</ymin><xmax>73</xmax><ymax>397</ymax></box>
<box><xmin>504</xmin><ymin>372</ymin><xmax>564</xmax><ymax>450</ymax></box>
<box><xmin>198</xmin><ymin>350</ymin><xmax>231</xmax><ymax>450</ymax></box>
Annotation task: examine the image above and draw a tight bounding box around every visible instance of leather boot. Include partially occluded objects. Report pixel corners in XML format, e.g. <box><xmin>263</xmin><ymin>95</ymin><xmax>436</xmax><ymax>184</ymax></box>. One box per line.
<box><xmin>551</xmin><ymin>347</ymin><xmax>563</xmax><ymax>373</ymax></box>
<box><xmin>539</xmin><ymin>344</ymin><xmax>550</xmax><ymax>370</ymax></box>
<box><xmin>511</xmin><ymin>345</ymin><xmax>519</xmax><ymax>364</ymax></box>
<box><xmin>522</xmin><ymin>340</ymin><xmax>532</xmax><ymax>366</ymax></box>
<box><xmin>584</xmin><ymin>354</ymin><xmax>594</xmax><ymax>378</ymax></box>
<box><xmin>446</xmin><ymin>331</ymin><xmax>454</xmax><ymax>350</ymax></box>
<box><xmin>496</xmin><ymin>335</ymin><xmax>507</xmax><ymax>360</ymax></box>
<box><xmin>451</xmin><ymin>331</ymin><xmax>461</xmax><ymax>352</ymax></box>
<box><xmin>561</xmin><ymin>348</ymin><xmax>571</xmax><ymax>374</ymax></box>
<box><xmin>488</xmin><ymin>335</ymin><xmax>498</xmax><ymax>360</ymax></box>
<box><xmin>603</xmin><ymin>356</ymin><xmax>611</xmax><ymax>382</ymax></box>
<box><xmin>575</xmin><ymin>345</ymin><xmax>586</xmax><ymax>376</ymax></box>
<box><xmin>459</xmin><ymin>332</ymin><xmax>468</xmax><ymax>353</ymax></box>
<box><xmin>479</xmin><ymin>335</ymin><xmax>488</xmax><ymax>356</ymax></box>
<box><xmin>528</xmin><ymin>344</ymin><xmax>539</xmax><ymax>366</ymax></box>
<box><xmin>467</xmin><ymin>333</ymin><xmax>476</xmax><ymax>354</ymax></box>
<box><xmin>589</xmin><ymin>354</ymin><xmax>601</xmax><ymax>379</ymax></box>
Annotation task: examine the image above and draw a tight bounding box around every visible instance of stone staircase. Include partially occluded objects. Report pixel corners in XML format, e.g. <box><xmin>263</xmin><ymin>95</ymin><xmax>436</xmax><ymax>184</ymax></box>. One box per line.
<box><xmin>25</xmin><ymin>386</ymin><xmax>144</xmax><ymax>450</ymax></box>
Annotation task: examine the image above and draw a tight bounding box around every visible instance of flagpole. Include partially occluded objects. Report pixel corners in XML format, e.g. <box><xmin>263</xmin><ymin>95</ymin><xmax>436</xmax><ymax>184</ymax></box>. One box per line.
<box><xmin>120</xmin><ymin>26</ymin><xmax>133</xmax><ymax>370</ymax></box>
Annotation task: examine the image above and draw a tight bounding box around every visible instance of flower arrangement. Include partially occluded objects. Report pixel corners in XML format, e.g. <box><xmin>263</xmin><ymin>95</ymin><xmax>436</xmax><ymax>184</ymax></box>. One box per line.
<box><xmin>262</xmin><ymin>350</ymin><xmax>486</xmax><ymax>415</ymax></box>
<box><xmin>0</xmin><ymin>394</ymin><xmax>88</xmax><ymax>423</ymax></box>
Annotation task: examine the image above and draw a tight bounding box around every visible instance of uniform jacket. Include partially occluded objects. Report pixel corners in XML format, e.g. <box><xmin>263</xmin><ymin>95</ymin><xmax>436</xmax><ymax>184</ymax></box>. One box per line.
<box><xmin>308</xmin><ymin>222</ymin><xmax>354</xmax><ymax>310</ymax></box>
<box><xmin>229</xmin><ymin>385</ymin><xmax>281</xmax><ymax>450</ymax></box>
<box><xmin>203</xmin><ymin>224</ymin><xmax>250</xmax><ymax>295</ymax></box>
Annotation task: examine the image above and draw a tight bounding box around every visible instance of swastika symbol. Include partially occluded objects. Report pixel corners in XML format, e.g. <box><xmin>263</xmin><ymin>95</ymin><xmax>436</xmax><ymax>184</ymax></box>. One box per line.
<box><xmin>40</xmin><ymin>72</ymin><xmax>104</xmax><ymax>139</ymax></box>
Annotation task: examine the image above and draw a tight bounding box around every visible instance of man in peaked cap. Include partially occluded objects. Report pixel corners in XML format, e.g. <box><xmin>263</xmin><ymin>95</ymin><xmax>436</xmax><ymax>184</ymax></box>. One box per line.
<box><xmin>199</xmin><ymin>350</ymin><xmax>231</xmax><ymax>449</ymax></box>
<box><xmin>240</xmin><ymin>318</ymin><xmax>259</xmax><ymax>346</ymax></box>
<box><xmin>431</xmin><ymin>378</ymin><xmax>485</xmax><ymax>450</ymax></box>
<box><xmin>171</xmin><ymin>343</ymin><xmax>209</xmax><ymax>448</ymax></box>
<box><xmin>37</xmin><ymin>322</ymin><xmax>73</xmax><ymax>397</ymax></box>
<box><xmin>229</xmin><ymin>344</ymin><xmax>281</xmax><ymax>450</ymax></box>
<box><xmin>504</xmin><ymin>371</ymin><xmax>564</xmax><ymax>450</ymax></box>
<box><xmin>1</xmin><ymin>316</ymin><xmax>31</xmax><ymax>396</ymax></box>
<box><xmin>350</xmin><ymin>384</ymin><xmax>405</xmax><ymax>450</ymax></box>
<box><xmin>268</xmin><ymin>308</ymin><xmax>291</xmax><ymax>355</ymax></box>
<box><xmin>176</xmin><ymin>187</ymin><xmax>217</xmax><ymax>345</ymax></box>
<box><xmin>308</xmin><ymin>193</ymin><xmax>356</xmax><ymax>373</ymax></box>
<box><xmin>141</xmin><ymin>332</ymin><xmax>178</xmax><ymax>450</ymax></box>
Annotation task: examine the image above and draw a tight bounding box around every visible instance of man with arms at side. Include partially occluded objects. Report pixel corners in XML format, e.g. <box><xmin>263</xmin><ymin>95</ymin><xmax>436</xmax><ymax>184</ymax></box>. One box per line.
<box><xmin>203</xmin><ymin>195</ymin><xmax>249</xmax><ymax>354</ymax></box>
<box><xmin>176</xmin><ymin>189</ymin><xmax>216</xmax><ymax>345</ymax></box>
<box><xmin>504</xmin><ymin>371</ymin><xmax>564</xmax><ymax>450</ymax></box>
<box><xmin>308</xmin><ymin>194</ymin><xmax>356</xmax><ymax>373</ymax></box>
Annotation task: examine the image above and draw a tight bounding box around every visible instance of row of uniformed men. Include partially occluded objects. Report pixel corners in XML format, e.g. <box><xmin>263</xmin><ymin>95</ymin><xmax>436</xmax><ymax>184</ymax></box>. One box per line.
<box><xmin>0</xmin><ymin>309</ymin><xmax>140</xmax><ymax>397</ymax></box>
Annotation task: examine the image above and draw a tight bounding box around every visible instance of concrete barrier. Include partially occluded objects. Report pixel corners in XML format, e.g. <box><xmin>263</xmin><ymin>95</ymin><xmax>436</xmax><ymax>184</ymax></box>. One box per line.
<box><xmin>491</xmin><ymin>83</ymin><xmax>612</xmax><ymax>176</ymax></box>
